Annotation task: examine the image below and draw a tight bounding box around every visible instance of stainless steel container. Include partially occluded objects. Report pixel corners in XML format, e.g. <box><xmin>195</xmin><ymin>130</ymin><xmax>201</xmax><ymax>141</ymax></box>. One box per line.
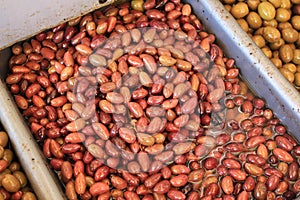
<box><xmin>0</xmin><ymin>0</ymin><xmax>117</xmax><ymax>199</ymax></box>
<box><xmin>0</xmin><ymin>0</ymin><xmax>299</xmax><ymax>199</ymax></box>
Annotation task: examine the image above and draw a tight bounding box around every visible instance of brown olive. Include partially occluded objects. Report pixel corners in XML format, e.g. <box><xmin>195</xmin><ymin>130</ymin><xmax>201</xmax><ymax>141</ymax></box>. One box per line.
<box><xmin>247</xmin><ymin>12</ymin><xmax>263</xmax><ymax>29</ymax></box>
<box><xmin>263</xmin><ymin>26</ymin><xmax>281</xmax><ymax>43</ymax></box>
<box><xmin>276</xmin><ymin>8</ymin><xmax>291</xmax><ymax>22</ymax></box>
<box><xmin>293</xmin><ymin>49</ymin><xmax>300</xmax><ymax>65</ymax></box>
<box><xmin>269</xmin><ymin>38</ymin><xmax>285</xmax><ymax>50</ymax></box>
<box><xmin>261</xmin><ymin>46</ymin><xmax>273</xmax><ymax>58</ymax></box>
<box><xmin>22</xmin><ymin>192</ymin><xmax>37</xmax><ymax>200</ymax></box>
<box><xmin>1</xmin><ymin>174</ymin><xmax>21</xmax><ymax>193</ymax></box>
<box><xmin>294</xmin><ymin>72</ymin><xmax>300</xmax><ymax>86</ymax></box>
<box><xmin>270</xmin><ymin>57</ymin><xmax>283</xmax><ymax>68</ymax></box>
<box><xmin>279</xmin><ymin>68</ymin><xmax>295</xmax><ymax>82</ymax></box>
<box><xmin>0</xmin><ymin>132</ymin><xmax>8</xmax><ymax>147</ymax></box>
<box><xmin>263</xmin><ymin>19</ymin><xmax>278</xmax><ymax>28</ymax></box>
<box><xmin>281</xmin><ymin>28</ymin><xmax>299</xmax><ymax>43</ymax></box>
<box><xmin>252</xmin><ymin>35</ymin><xmax>266</xmax><ymax>48</ymax></box>
<box><xmin>258</xmin><ymin>2</ymin><xmax>276</xmax><ymax>20</ymax></box>
<box><xmin>237</xmin><ymin>19</ymin><xmax>249</xmax><ymax>32</ymax></box>
<box><xmin>291</xmin><ymin>16</ymin><xmax>300</xmax><ymax>30</ymax></box>
<box><xmin>279</xmin><ymin>44</ymin><xmax>294</xmax><ymax>63</ymax></box>
<box><xmin>268</xmin><ymin>0</ymin><xmax>282</xmax><ymax>8</ymax></box>
<box><xmin>247</xmin><ymin>0</ymin><xmax>261</xmax><ymax>10</ymax></box>
<box><xmin>11</xmin><ymin>44</ymin><xmax>22</xmax><ymax>56</ymax></box>
<box><xmin>231</xmin><ymin>2</ymin><xmax>249</xmax><ymax>19</ymax></box>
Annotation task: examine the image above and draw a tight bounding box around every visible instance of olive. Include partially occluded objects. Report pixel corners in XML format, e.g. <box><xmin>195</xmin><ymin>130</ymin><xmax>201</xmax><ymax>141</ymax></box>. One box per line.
<box><xmin>252</xmin><ymin>35</ymin><xmax>266</xmax><ymax>48</ymax></box>
<box><xmin>281</xmin><ymin>28</ymin><xmax>299</xmax><ymax>43</ymax></box>
<box><xmin>1</xmin><ymin>174</ymin><xmax>21</xmax><ymax>193</ymax></box>
<box><xmin>247</xmin><ymin>12</ymin><xmax>263</xmax><ymax>29</ymax></box>
<box><xmin>263</xmin><ymin>26</ymin><xmax>281</xmax><ymax>43</ymax></box>
<box><xmin>279</xmin><ymin>44</ymin><xmax>294</xmax><ymax>63</ymax></box>
<box><xmin>276</xmin><ymin>8</ymin><xmax>291</xmax><ymax>22</ymax></box>
<box><xmin>291</xmin><ymin>16</ymin><xmax>300</xmax><ymax>30</ymax></box>
<box><xmin>231</xmin><ymin>2</ymin><xmax>249</xmax><ymax>19</ymax></box>
<box><xmin>258</xmin><ymin>2</ymin><xmax>276</xmax><ymax>20</ymax></box>
<box><xmin>279</xmin><ymin>68</ymin><xmax>295</xmax><ymax>82</ymax></box>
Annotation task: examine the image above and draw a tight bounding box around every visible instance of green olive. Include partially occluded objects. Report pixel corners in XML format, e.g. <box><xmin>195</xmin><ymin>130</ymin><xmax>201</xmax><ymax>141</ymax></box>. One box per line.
<box><xmin>263</xmin><ymin>19</ymin><xmax>278</xmax><ymax>28</ymax></box>
<box><xmin>3</xmin><ymin>149</ymin><xmax>13</xmax><ymax>166</ymax></box>
<box><xmin>280</xmin><ymin>0</ymin><xmax>292</xmax><ymax>9</ymax></box>
<box><xmin>289</xmin><ymin>44</ymin><xmax>296</xmax><ymax>50</ymax></box>
<box><xmin>291</xmin><ymin>0</ymin><xmax>300</xmax><ymax>3</ymax></box>
<box><xmin>270</xmin><ymin>57</ymin><xmax>283</xmax><ymax>68</ymax></box>
<box><xmin>224</xmin><ymin>4</ymin><xmax>232</xmax><ymax>12</ymax></box>
<box><xmin>283</xmin><ymin>63</ymin><xmax>297</xmax><ymax>73</ymax></box>
<box><xmin>269</xmin><ymin>38</ymin><xmax>285</xmax><ymax>50</ymax></box>
<box><xmin>13</xmin><ymin>171</ymin><xmax>27</xmax><ymax>188</ymax></box>
<box><xmin>291</xmin><ymin>16</ymin><xmax>300</xmax><ymax>30</ymax></box>
<box><xmin>262</xmin><ymin>46</ymin><xmax>273</xmax><ymax>58</ymax></box>
<box><xmin>258</xmin><ymin>2</ymin><xmax>276</xmax><ymax>20</ymax></box>
<box><xmin>0</xmin><ymin>169</ymin><xmax>11</xmax><ymax>187</ymax></box>
<box><xmin>293</xmin><ymin>49</ymin><xmax>300</xmax><ymax>65</ymax></box>
<box><xmin>268</xmin><ymin>0</ymin><xmax>282</xmax><ymax>8</ymax></box>
<box><xmin>9</xmin><ymin>161</ymin><xmax>20</xmax><ymax>172</ymax></box>
<box><xmin>279</xmin><ymin>68</ymin><xmax>295</xmax><ymax>82</ymax></box>
<box><xmin>1</xmin><ymin>174</ymin><xmax>21</xmax><ymax>193</ymax></box>
<box><xmin>278</xmin><ymin>22</ymin><xmax>293</xmax><ymax>31</ymax></box>
<box><xmin>237</xmin><ymin>19</ymin><xmax>249</xmax><ymax>32</ymax></box>
<box><xmin>263</xmin><ymin>26</ymin><xmax>281</xmax><ymax>43</ymax></box>
<box><xmin>247</xmin><ymin>0</ymin><xmax>261</xmax><ymax>10</ymax></box>
<box><xmin>0</xmin><ymin>132</ymin><xmax>8</xmax><ymax>148</ymax></box>
<box><xmin>0</xmin><ymin>146</ymin><xmax>4</xmax><ymax>160</ymax></box>
<box><xmin>223</xmin><ymin>0</ymin><xmax>236</xmax><ymax>4</ymax></box>
<box><xmin>131</xmin><ymin>0</ymin><xmax>144</xmax><ymax>12</ymax></box>
<box><xmin>230</xmin><ymin>2</ymin><xmax>249</xmax><ymax>19</ymax></box>
<box><xmin>22</xmin><ymin>192</ymin><xmax>37</xmax><ymax>200</ymax></box>
<box><xmin>276</xmin><ymin>8</ymin><xmax>291</xmax><ymax>22</ymax></box>
<box><xmin>252</xmin><ymin>35</ymin><xmax>266</xmax><ymax>48</ymax></box>
<box><xmin>294</xmin><ymin>72</ymin><xmax>300</xmax><ymax>86</ymax></box>
<box><xmin>279</xmin><ymin>44</ymin><xmax>294</xmax><ymax>63</ymax></box>
<box><xmin>254</xmin><ymin>27</ymin><xmax>265</xmax><ymax>35</ymax></box>
<box><xmin>297</xmin><ymin>37</ymin><xmax>300</xmax><ymax>47</ymax></box>
<box><xmin>281</xmin><ymin>28</ymin><xmax>299</xmax><ymax>43</ymax></box>
<box><xmin>247</xmin><ymin>12</ymin><xmax>263</xmax><ymax>29</ymax></box>
<box><xmin>273</xmin><ymin>50</ymin><xmax>280</xmax><ymax>58</ymax></box>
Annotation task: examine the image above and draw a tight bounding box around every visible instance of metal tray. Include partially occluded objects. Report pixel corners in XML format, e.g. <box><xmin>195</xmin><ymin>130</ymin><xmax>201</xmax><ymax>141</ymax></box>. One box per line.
<box><xmin>0</xmin><ymin>0</ymin><xmax>117</xmax><ymax>199</ymax></box>
<box><xmin>0</xmin><ymin>0</ymin><xmax>299</xmax><ymax>199</ymax></box>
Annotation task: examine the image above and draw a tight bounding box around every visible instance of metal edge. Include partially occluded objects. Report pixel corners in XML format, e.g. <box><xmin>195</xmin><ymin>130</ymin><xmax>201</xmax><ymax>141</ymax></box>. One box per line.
<box><xmin>0</xmin><ymin>0</ymin><xmax>118</xmax><ymax>198</ymax></box>
<box><xmin>188</xmin><ymin>0</ymin><xmax>300</xmax><ymax>140</ymax></box>
<box><xmin>0</xmin><ymin>0</ymin><xmax>117</xmax><ymax>50</ymax></box>
<box><xmin>0</xmin><ymin>80</ymin><xmax>66</xmax><ymax>200</ymax></box>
